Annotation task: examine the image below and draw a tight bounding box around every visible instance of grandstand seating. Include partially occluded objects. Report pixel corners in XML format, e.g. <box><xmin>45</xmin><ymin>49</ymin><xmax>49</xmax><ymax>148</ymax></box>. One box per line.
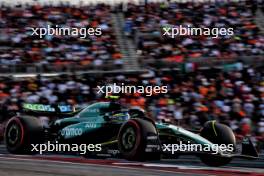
<box><xmin>124</xmin><ymin>1</ymin><xmax>264</xmax><ymax>67</ymax></box>
<box><xmin>0</xmin><ymin>0</ymin><xmax>263</xmax><ymax>145</ymax></box>
<box><xmin>0</xmin><ymin>4</ymin><xmax>123</xmax><ymax>72</ymax></box>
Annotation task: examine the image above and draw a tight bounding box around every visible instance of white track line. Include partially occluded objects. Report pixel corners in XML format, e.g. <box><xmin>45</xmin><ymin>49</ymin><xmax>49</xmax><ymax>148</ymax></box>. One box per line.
<box><xmin>0</xmin><ymin>156</ymin><xmax>201</xmax><ymax>176</ymax></box>
<box><xmin>112</xmin><ymin>162</ymin><xmax>264</xmax><ymax>173</ymax></box>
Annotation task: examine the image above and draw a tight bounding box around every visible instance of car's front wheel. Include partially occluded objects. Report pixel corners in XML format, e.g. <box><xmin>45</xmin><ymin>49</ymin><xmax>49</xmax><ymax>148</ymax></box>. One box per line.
<box><xmin>199</xmin><ymin>121</ymin><xmax>236</xmax><ymax>166</ymax></box>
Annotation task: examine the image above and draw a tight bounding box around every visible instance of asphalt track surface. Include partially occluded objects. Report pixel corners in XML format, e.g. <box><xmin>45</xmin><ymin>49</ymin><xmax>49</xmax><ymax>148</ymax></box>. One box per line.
<box><xmin>0</xmin><ymin>145</ymin><xmax>263</xmax><ymax>176</ymax></box>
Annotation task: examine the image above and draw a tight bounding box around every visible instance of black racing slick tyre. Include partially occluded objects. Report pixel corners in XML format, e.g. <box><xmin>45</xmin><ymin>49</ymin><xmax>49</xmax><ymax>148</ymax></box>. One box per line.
<box><xmin>199</xmin><ymin>121</ymin><xmax>236</xmax><ymax>166</ymax></box>
<box><xmin>4</xmin><ymin>116</ymin><xmax>44</xmax><ymax>154</ymax></box>
<box><xmin>118</xmin><ymin>119</ymin><xmax>161</xmax><ymax>161</ymax></box>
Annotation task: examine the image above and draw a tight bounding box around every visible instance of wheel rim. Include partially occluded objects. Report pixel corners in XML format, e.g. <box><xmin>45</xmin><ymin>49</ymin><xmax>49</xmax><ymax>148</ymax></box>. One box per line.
<box><xmin>121</xmin><ymin>127</ymin><xmax>137</xmax><ymax>150</ymax></box>
<box><xmin>7</xmin><ymin>123</ymin><xmax>21</xmax><ymax>146</ymax></box>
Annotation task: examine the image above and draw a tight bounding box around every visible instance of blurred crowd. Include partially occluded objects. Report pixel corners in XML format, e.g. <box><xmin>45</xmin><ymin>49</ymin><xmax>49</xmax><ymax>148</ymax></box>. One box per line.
<box><xmin>0</xmin><ymin>4</ymin><xmax>123</xmax><ymax>70</ymax></box>
<box><xmin>124</xmin><ymin>1</ymin><xmax>264</xmax><ymax>64</ymax></box>
<box><xmin>0</xmin><ymin>1</ymin><xmax>263</xmax><ymax>70</ymax></box>
<box><xmin>0</xmin><ymin>64</ymin><xmax>264</xmax><ymax>145</ymax></box>
<box><xmin>0</xmin><ymin>1</ymin><xmax>263</xmax><ymax>150</ymax></box>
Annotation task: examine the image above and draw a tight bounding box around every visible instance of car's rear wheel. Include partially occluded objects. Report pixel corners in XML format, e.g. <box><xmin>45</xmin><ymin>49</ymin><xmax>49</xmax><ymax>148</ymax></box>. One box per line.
<box><xmin>199</xmin><ymin>121</ymin><xmax>236</xmax><ymax>166</ymax></box>
<box><xmin>5</xmin><ymin>116</ymin><xmax>44</xmax><ymax>154</ymax></box>
<box><xmin>5</xmin><ymin>118</ymin><xmax>24</xmax><ymax>153</ymax></box>
<box><xmin>118</xmin><ymin>119</ymin><xmax>160</xmax><ymax>161</ymax></box>
<box><xmin>121</xmin><ymin>126</ymin><xmax>137</xmax><ymax>151</ymax></box>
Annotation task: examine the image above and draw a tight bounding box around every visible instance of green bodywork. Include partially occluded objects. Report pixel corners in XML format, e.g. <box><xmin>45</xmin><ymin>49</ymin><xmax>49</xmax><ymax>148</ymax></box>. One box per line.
<box><xmin>23</xmin><ymin>102</ymin><xmax>214</xmax><ymax>148</ymax></box>
<box><xmin>155</xmin><ymin>123</ymin><xmax>213</xmax><ymax>145</ymax></box>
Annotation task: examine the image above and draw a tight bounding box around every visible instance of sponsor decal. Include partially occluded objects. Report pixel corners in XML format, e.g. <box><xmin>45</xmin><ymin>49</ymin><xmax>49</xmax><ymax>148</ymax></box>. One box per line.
<box><xmin>61</xmin><ymin>128</ymin><xmax>83</xmax><ymax>137</ymax></box>
<box><xmin>85</xmin><ymin>123</ymin><xmax>97</xmax><ymax>128</ymax></box>
<box><xmin>107</xmin><ymin>149</ymin><xmax>120</xmax><ymax>155</ymax></box>
<box><xmin>23</xmin><ymin>103</ymin><xmax>72</xmax><ymax>112</ymax></box>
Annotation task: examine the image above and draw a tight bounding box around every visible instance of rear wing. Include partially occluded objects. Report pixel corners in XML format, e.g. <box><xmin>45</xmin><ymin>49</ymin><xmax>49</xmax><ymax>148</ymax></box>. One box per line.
<box><xmin>22</xmin><ymin>103</ymin><xmax>76</xmax><ymax>116</ymax></box>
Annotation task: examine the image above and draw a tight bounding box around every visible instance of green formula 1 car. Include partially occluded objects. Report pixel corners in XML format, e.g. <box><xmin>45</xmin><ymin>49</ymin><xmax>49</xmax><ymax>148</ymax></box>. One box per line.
<box><xmin>4</xmin><ymin>97</ymin><xmax>259</xmax><ymax>166</ymax></box>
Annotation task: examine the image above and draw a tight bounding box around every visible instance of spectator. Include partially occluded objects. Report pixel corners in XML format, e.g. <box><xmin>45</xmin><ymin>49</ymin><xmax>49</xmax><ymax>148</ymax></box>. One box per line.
<box><xmin>0</xmin><ymin>4</ymin><xmax>123</xmax><ymax>70</ymax></box>
<box><xmin>0</xmin><ymin>65</ymin><xmax>263</xmax><ymax>145</ymax></box>
<box><xmin>124</xmin><ymin>1</ymin><xmax>264</xmax><ymax>66</ymax></box>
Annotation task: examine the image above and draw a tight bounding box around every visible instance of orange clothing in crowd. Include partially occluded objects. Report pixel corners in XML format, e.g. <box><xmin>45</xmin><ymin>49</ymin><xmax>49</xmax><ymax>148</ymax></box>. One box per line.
<box><xmin>199</xmin><ymin>86</ymin><xmax>209</xmax><ymax>96</ymax></box>
<box><xmin>112</xmin><ymin>53</ymin><xmax>122</xmax><ymax>59</ymax></box>
<box><xmin>199</xmin><ymin>105</ymin><xmax>209</xmax><ymax>112</ymax></box>
<box><xmin>80</xmin><ymin>60</ymin><xmax>91</xmax><ymax>66</ymax></box>
<box><xmin>238</xmin><ymin>110</ymin><xmax>246</xmax><ymax>117</ymax></box>
<box><xmin>158</xmin><ymin>98</ymin><xmax>168</xmax><ymax>106</ymax></box>
<box><xmin>0</xmin><ymin>92</ymin><xmax>9</xmax><ymax>100</ymax></box>
<box><xmin>130</xmin><ymin>97</ymin><xmax>146</xmax><ymax>108</ymax></box>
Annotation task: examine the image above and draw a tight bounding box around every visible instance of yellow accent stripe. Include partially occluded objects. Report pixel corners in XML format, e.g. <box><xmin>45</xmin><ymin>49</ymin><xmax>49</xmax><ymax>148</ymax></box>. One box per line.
<box><xmin>100</xmin><ymin>140</ymin><xmax>118</xmax><ymax>146</ymax></box>
<box><xmin>113</xmin><ymin>113</ymin><xmax>125</xmax><ymax>117</ymax></box>
<box><xmin>212</xmin><ymin>121</ymin><xmax>217</xmax><ymax>136</ymax></box>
